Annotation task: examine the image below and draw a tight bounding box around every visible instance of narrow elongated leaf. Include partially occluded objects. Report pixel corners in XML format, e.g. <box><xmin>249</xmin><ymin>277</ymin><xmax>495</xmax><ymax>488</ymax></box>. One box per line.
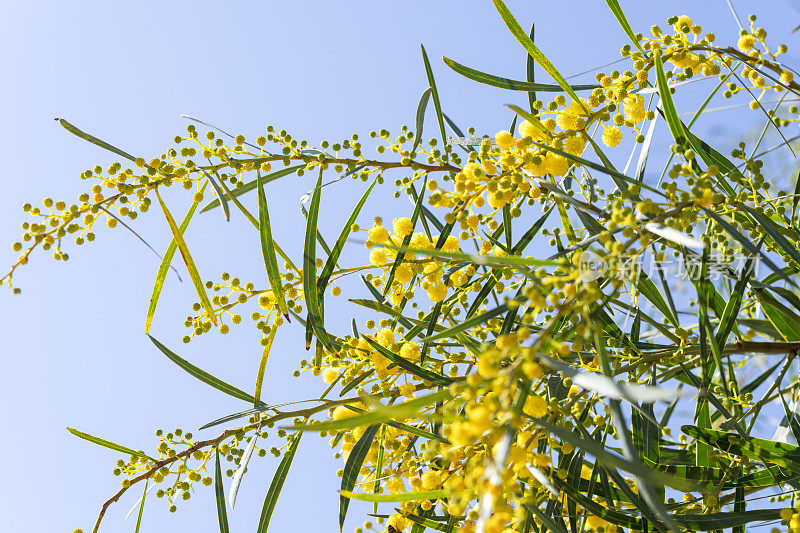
<box><xmin>57</xmin><ymin>119</ymin><xmax>143</xmax><ymax>167</ymax></box>
<box><xmin>204</xmin><ymin>171</ymin><xmax>230</xmax><ymax>221</ymax></box>
<box><xmin>214</xmin><ymin>448</ymin><xmax>230</xmax><ymax>533</ymax></box>
<box><xmin>257</xmin><ymin>432</ymin><xmax>302</xmax><ymax>533</ymax></box>
<box><xmin>704</xmin><ymin>209</ymin><xmax>794</xmax><ymax>286</ymax></box>
<box><xmin>67</xmin><ymin>427</ymin><xmax>153</xmax><ymax>461</ymax></box>
<box><xmin>155</xmin><ymin>189</ymin><xmax>217</xmax><ymax>326</ymax></box>
<box><xmin>304</xmin><ymin>169</ymin><xmax>334</xmax><ymax>351</ymax></box>
<box><xmin>200</xmin><ymin>165</ymin><xmax>304</xmax><ymax>213</ymax></box>
<box><xmin>287</xmin><ymin>389</ymin><xmax>452</xmax><ymax>433</ymax></box>
<box><xmin>492</xmin><ymin>0</ymin><xmax>586</xmax><ymax>111</ymax></box>
<box><xmin>442</xmin><ymin>57</ymin><xmax>598</xmax><ymax>93</ymax></box>
<box><xmin>345</xmin><ymin>405</ymin><xmax>450</xmax><ymax>444</ymax></box>
<box><xmin>319</xmin><ymin>178</ymin><xmax>378</xmax><ymax>295</ymax></box>
<box><xmin>257</xmin><ymin>170</ymin><xmax>288</xmax><ymax>316</ymax></box>
<box><xmin>340</xmin><ymin>424</ymin><xmax>380</xmax><ymax>531</ymax></box>
<box><xmin>229</xmin><ymin>427</ymin><xmax>260</xmax><ymax>508</ymax></box>
<box><xmin>715</xmin><ymin>255</ymin><xmax>755</xmax><ymax>346</ymax></box>
<box><xmin>421</xmin><ymin>45</ymin><xmax>448</xmax><ymax>152</ymax></box>
<box><xmin>254</xmin><ymin>318</ymin><xmax>278</xmax><ymax>406</ymax></box>
<box><xmin>526</xmin><ymin>21</ymin><xmax>536</xmax><ymax>112</ymax></box>
<box><xmin>412</xmin><ymin>87</ymin><xmax>434</xmax><ymax>154</ymax></box>
<box><xmin>425</xmin><ymin>303</ymin><xmax>509</xmax><ymax>342</ymax></box>
<box><xmin>741</xmin><ymin>203</ymin><xmax>800</xmax><ymax>269</ymax></box>
<box><xmin>362</xmin><ymin>336</ymin><xmax>453</xmax><ymax>385</ymax></box>
<box><xmin>134</xmin><ymin>479</ymin><xmax>148</xmax><ymax>533</ymax></box>
<box><xmin>605</xmin><ymin>0</ymin><xmax>645</xmax><ymax>54</ymax></box>
<box><xmin>683</xmin><ymin>425</ymin><xmax>800</xmax><ymax>471</ymax></box>
<box><xmin>339</xmin><ymin>489</ymin><xmax>449</xmax><ymax>503</ymax></box>
<box><xmin>145</xmin><ymin>181</ymin><xmax>207</xmax><ymax>333</ymax></box>
<box><xmin>653</xmin><ymin>52</ymin><xmax>685</xmax><ymax>144</ymax></box>
<box><xmin>149</xmin><ymin>335</ymin><xmax>258</xmax><ymax>404</ymax></box>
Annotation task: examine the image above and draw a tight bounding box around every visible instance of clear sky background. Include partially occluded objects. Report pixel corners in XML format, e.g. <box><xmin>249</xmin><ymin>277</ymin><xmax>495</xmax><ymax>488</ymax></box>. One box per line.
<box><xmin>1</xmin><ymin>1</ymin><xmax>798</xmax><ymax>532</ymax></box>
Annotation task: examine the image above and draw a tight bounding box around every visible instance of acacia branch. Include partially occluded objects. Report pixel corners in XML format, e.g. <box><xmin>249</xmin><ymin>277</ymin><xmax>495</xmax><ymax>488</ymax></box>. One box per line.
<box><xmin>90</xmin><ymin>395</ymin><xmax>369</xmax><ymax>533</ymax></box>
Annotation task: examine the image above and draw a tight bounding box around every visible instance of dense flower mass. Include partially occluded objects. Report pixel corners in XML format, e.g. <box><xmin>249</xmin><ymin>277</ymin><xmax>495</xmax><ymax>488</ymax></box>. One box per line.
<box><xmin>11</xmin><ymin>3</ymin><xmax>800</xmax><ymax>533</ymax></box>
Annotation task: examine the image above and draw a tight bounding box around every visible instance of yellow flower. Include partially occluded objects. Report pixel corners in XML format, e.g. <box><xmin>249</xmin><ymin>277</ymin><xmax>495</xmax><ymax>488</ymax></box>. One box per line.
<box><xmin>738</xmin><ymin>34</ymin><xmax>756</xmax><ymax>52</ymax></box>
<box><xmin>369</xmin><ymin>247</ymin><xmax>388</xmax><ymax>266</ymax></box>
<box><xmin>495</xmin><ymin>130</ymin><xmax>515</xmax><ymax>150</ymax></box>
<box><xmin>426</xmin><ymin>282</ymin><xmax>447</xmax><ymax>302</ymax></box>
<box><xmin>322</xmin><ymin>368</ymin><xmax>338</xmax><ymax>383</ymax></box>
<box><xmin>400</xmin><ymin>342</ymin><xmax>421</xmax><ymax>361</ymax></box>
<box><xmin>564</xmin><ymin>135</ymin><xmax>586</xmax><ymax>156</ymax></box>
<box><xmin>518</xmin><ymin>119</ymin><xmax>548</xmax><ymax>142</ymax></box>
<box><xmin>602</xmin><ymin>126</ymin><xmax>623</xmax><ymax>147</ymax></box>
<box><xmin>525</xmin><ymin>395</ymin><xmax>548</xmax><ymax>417</ymax></box>
<box><xmin>399</xmin><ymin>383</ymin><xmax>415</xmax><ymax>398</ymax></box>
<box><xmin>545</xmin><ymin>153</ymin><xmax>569</xmax><ymax>176</ymax></box>
<box><xmin>393</xmin><ymin>217</ymin><xmax>414</xmax><ymax>237</ymax></box>
<box><xmin>622</xmin><ymin>93</ymin><xmax>646</xmax><ymax>123</ymax></box>
<box><xmin>395</xmin><ymin>263</ymin><xmax>414</xmax><ymax>283</ymax></box>
<box><xmin>367</xmin><ymin>224</ymin><xmax>389</xmax><ymax>245</ymax></box>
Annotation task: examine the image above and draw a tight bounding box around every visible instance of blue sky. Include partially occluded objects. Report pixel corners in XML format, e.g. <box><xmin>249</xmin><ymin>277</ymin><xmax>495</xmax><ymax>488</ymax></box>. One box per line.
<box><xmin>1</xmin><ymin>1</ymin><xmax>797</xmax><ymax>532</ymax></box>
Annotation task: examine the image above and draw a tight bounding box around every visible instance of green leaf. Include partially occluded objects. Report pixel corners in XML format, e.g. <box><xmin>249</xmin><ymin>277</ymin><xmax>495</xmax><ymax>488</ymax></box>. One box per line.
<box><xmin>740</xmin><ymin>203</ymin><xmax>800</xmax><ymax>271</ymax></box>
<box><xmin>254</xmin><ymin>319</ymin><xmax>278</xmax><ymax>407</ymax></box>
<box><xmin>491</xmin><ymin>0</ymin><xmax>586</xmax><ymax>112</ymax></box>
<box><xmin>319</xmin><ymin>178</ymin><xmax>378</xmax><ymax>297</ymax></box>
<box><xmin>304</xmin><ymin>169</ymin><xmax>334</xmax><ymax>351</ymax></box>
<box><xmin>134</xmin><ymin>479</ymin><xmax>148</xmax><ymax>533</ymax></box>
<box><xmin>148</xmin><ymin>335</ymin><xmax>259</xmax><ymax>404</ymax></box>
<box><xmin>204</xmin><ymin>171</ymin><xmax>230</xmax><ymax>222</ymax></box>
<box><xmin>155</xmin><ymin>189</ymin><xmax>217</xmax><ymax>326</ymax></box>
<box><xmin>421</xmin><ymin>45</ymin><xmax>448</xmax><ymax>153</ymax></box>
<box><xmin>653</xmin><ymin>52</ymin><xmax>685</xmax><ymax>145</ymax></box>
<box><xmin>715</xmin><ymin>255</ymin><xmax>755</xmax><ymax>346</ymax></box>
<box><xmin>604</xmin><ymin>0</ymin><xmax>645</xmax><ymax>54</ymax></box>
<box><xmin>683</xmin><ymin>425</ymin><xmax>800</xmax><ymax>471</ymax></box>
<box><xmin>362</xmin><ymin>336</ymin><xmax>453</xmax><ymax>386</ymax></box>
<box><xmin>257</xmin><ymin>432</ymin><xmax>302</xmax><ymax>533</ymax></box>
<box><xmin>257</xmin><ymin>170</ymin><xmax>288</xmax><ymax>316</ymax></box>
<box><xmin>757</xmin><ymin>289</ymin><xmax>800</xmax><ymax>341</ymax></box>
<box><xmin>214</xmin><ymin>448</ymin><xmax>230</xmax><ymax>533</ymax></box>
<box><xmin>424</xmin><ymin>303</ymin><xmax>509</xmax><ymax>342</ymax></box>
<box><xmin>287</xmin><ymin>389</ymin><xmax>452</xmax><ymax>433</ymax></box>
<box><xmin>145</xmin><ymin>181</ymin><xmax>207</xmax><ymax>333</ymax></box>
<box><xmin>339</xmin><ymin>489</ymin><xmax>449</xmax><ymax>503</ymax></box>
<box><xmin>704</xmin><ymin>209</ymin><xmax>794</xmax><ymax>286</ymax></box>
<box><xmin>526</xmin><ymin>20</ymin><xmax>536</xmax><ymax>113</ymax></box>
<box><xmin>340</xmin><ymin>424</ymin><xmax>380</xmax><ymax>531</ymax></box>
<box><xmin>345</xmin><ymin>405</ymin><xmax>450</xmax><ymax>444</ymax></box>
<box><xmin>412</xmin><ymin>87</ymin><xmax>434</xmax><ymax>154</ymax></box>
<box><xmin>442</xmin><ymin>57</ymin><xmax>598</xmax><ymax>93</ymax></box>
<box><xmin>200</xmin><ymin>165</ymin><xmax>304</xmax><ymax>213</ymax></box>
<box><xmin>67</xmin><ymin>427</ymin><xmax>153</xmax><ymax>461</ymax></box>
<box><xmin>57</xmin><ymin>119</ymin><xmax>144</xmax><ymax>167</ymax></box>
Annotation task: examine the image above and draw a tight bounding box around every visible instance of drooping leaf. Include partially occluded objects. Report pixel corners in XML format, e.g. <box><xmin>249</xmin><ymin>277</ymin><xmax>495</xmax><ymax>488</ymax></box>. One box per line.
<box><xmin>145</xmin><ymin>181</ymin><xmax>207</xmax><ymax>333</ymax></box>
<box><xmin>67</xmin><ymin>427</ymin><xmax>153</xmax><ymax>461</ymax></box>
<box><xmin>214</xmin><ymin>448</ymin><xmax>230</xmax><ymax>533</ymax></box>
<box><xmin>148</xmin><ymin>335</ymin><xmax>259</xmax><ymax>404</ymax></box>
<box><xmin>412</xmin><ymin>87</ymin><xmax>434</xmax><ymax>154</ymax></box>
<box><xmin>339</xmin><ymin>489</ymin><xmax>449</xmax><ymax>503</ymax></box>
<box><xmin>228</xmin><ymin>427</ymin><xmax>260</xmax><ymax>508</ymax></box>
<box><xmin>155</xmin><ymin>189</ymin><xmax>217</xmax><ymax>326</ymax></box>
<box><xmin>442</xmin><ymin>57</ymin><xmax>599</xmax><ymax>93</ymax></box>
<box><xmin>200</xmin><ymin>164</ymin><xmax>304</xmax><ymax>213</ymax></box>
<box><xmin>304</xmin><ymin>169</ymin><xmax>334</xmax><ymax>351</ymax></box>
<box><xmin>420</xmin><ymin>44</ymin><xmax>448</xmax><ymax>152</ymax></box>
<box><xmin>257</xmin><ymin>432</ymin><xmax>302</xmax><ymax>533</ymax></box>
<box><xmin>257</xmin><ymin>169</ymin><xmax>288</xmax><ymax>316</ymax></box>
<box><xmin>339</xmin><ymin>424</ymin><xmax>380</xmax><ymax>531</ymax></box>
<box><xmin>362</xmin><ymin>336</ymin><xmax>453</xmax><ymax>386</ymax></box>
